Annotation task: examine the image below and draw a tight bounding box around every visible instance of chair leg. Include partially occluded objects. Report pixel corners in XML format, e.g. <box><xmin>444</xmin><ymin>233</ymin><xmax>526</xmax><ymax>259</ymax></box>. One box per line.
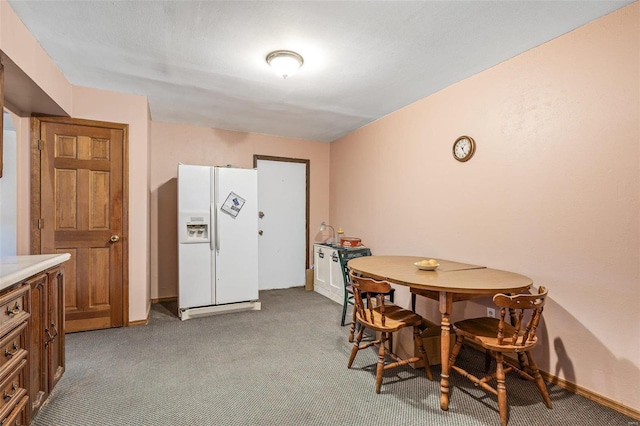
<box><xmin>414</xmin><ymin>325</ymin><xmax>433</xmax><ymax>380</ymax></box>
<box><xmin>341</xmin><ymin>298</ymin><xmax>348</xmax><ymax>326</ymax></box>
<box><xmin>525</xmin><ymin>351</ymin><xmax>553</xmax><ymax>409</ymax></box>
<box><xmin>495</xmin><ymin>353</ymin><xmax>509</xmax><ymax>426</ymax></box>
<box><xmin>348</xmin><ymin>307</ymin><xmax>357</xmax><ymax>343</ymax></box>
<box><xmin>347</xmin><ymin>324</ymin><xmax>364</xmax><ymax>368</ymax></box>
<box><xmin>375</xmin><ymin>332</ymin><xmax>387</xmax><ymax>394</ymax></box>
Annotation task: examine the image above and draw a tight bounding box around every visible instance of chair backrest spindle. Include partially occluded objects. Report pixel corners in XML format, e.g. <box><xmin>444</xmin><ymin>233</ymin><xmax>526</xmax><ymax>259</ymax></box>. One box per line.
<box><xmin>366</xmin><ymin>292</ymin><xmax>374</xmax><ymax>322</ymax></box>
<box><xmin>497</xmin><ymin>307</ymin><xmax>506</xmax><ymax>345</ymax></box>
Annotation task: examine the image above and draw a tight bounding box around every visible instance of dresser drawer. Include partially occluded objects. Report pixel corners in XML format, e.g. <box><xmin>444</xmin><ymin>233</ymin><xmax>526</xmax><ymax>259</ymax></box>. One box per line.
<box><xmin>0</xmin><ymin>358</ymin><xmax>26</xmax><ymax>416</ymax></box>
<box><xmin>0</xmin><ymin>394</ymin><xmax>28</xmax><ymax>426</ymax></box>
<box><xmin>0</xmin><ymin>286</ymin><xmax>30</xmax><ymax>339</ymax></box>
<box><xmin>0</xmin><ymin>322</ymin><xmax>27</xmax><ymax>384</ymax></box>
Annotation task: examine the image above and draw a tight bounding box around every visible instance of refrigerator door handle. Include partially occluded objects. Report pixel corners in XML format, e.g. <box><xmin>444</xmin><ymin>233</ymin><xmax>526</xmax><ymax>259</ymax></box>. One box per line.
<box><xmin>214</xmin><ymin>203</ymin><xmax>218</xmax><ymax>251</ymax></box>
<box><xmin>214</xmin><ymin>167</ymin><xmax>221</xmax><ymax>252</ymax></box>
<box><xmin>214</xmin><ymin>202</ymin><xmax>220</xmax><ymax>252</ymax></box>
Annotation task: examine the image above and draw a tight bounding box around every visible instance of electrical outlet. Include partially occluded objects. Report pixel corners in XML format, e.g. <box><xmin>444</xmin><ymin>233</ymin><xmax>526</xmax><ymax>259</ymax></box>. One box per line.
<box><xmin>487</xmin><ymin>308</ymin><xmax>495</xmax><ymax>318</ymax></box>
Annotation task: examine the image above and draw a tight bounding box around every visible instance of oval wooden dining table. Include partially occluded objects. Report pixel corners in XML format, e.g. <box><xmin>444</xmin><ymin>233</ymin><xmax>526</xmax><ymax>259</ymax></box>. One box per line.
<box><xmin>347</xmin><ymin>255</ymin><xmax>532</xmax><ymax>411</ymax></box>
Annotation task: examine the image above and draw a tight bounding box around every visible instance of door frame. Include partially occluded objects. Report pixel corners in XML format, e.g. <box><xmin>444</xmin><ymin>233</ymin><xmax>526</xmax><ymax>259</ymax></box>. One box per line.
<box><xmin>30</xmin><ymin>116</ymin><xmax>130</xmax><ymax>327</ymax></box>
<box><xmin>253</xmin><ymin>155</ymin><xmax>310</xmax><ymax>269</ymax></box>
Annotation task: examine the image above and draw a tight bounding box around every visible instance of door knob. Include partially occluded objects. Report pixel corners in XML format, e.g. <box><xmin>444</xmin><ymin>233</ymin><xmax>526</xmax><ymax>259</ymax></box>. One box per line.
<box><xmin>110</xmin><ymin>235</ymin><xmax>120</xmax><ymax>242</ymax></box>
<box><xmin>258</xmin><ymin>230</ymin><xmax>263</xmax><ymax>235</ymax></box>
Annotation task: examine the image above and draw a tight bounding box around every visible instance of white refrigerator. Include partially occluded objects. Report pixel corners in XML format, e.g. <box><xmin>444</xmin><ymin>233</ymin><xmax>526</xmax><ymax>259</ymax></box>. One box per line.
<box><xmin>177</xmin><ymin>164</ymin><xmax>261</xmax><ymax>320</ymax></box>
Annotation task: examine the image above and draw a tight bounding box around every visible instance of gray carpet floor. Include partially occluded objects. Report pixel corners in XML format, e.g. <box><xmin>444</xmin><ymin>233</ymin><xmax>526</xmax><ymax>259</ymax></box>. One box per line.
<box><xmin>32</xmin><ymin>287</ymin><xmax>636</xmax><ymax>425</ymax></box>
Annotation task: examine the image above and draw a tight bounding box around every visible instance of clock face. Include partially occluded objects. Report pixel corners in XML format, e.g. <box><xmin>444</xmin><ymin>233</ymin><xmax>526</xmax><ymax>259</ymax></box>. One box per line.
<box><xmin>453</xmin><ymin>136</ymin><xmax>475</xmax><ymax>162</ymax></box>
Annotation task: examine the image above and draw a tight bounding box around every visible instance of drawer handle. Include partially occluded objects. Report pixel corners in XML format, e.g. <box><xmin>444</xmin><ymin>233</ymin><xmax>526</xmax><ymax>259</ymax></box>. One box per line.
<box><xmin>332</xmin><ymin>253</ymin><xmax>339</xmax><ymax>262</ymax></box>
<box><xmin>2</xmin><ymin>383</ymin><xmax>16</xmax><ymax>401</ymax></box>
<box><xmin>3</xmin><ymin>343</ymin><xmax>18</xmax><ymax>358</ymax></box>
<box><xmin>0</xmin><ymin>417</ymin><xmax>20</xmax><ymax>426</ymax></box>
<box><xmin>5</xmin><ymin>303</ymin><xmax>20</xmax><ymax>317</ymax></box>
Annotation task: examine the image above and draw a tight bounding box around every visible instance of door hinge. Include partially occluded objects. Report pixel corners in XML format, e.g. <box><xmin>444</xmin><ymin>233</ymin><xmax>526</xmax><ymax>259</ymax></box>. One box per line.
<box><xmin>37</xmin><ymin>140</ymin><xmax>44</xmax><ymax>150</ymax></box>
<box><xmin>37</xmin><ymin>218</ymin><xmax>44</xmax><ymax>229</ymax></box>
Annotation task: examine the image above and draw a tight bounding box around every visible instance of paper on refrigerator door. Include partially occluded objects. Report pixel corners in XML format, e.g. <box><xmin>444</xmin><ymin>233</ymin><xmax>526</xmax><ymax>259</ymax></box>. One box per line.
<box><xmin>220</xmin><ymin>192</ymin><xmax>246</xmax><ymax>218</ymax></box>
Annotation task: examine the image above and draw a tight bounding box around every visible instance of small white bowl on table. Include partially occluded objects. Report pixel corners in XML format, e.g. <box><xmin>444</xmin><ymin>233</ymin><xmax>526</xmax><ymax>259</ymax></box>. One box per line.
<box><xmin>414</xmin><ymin>262</ymin><xmax>439</xmax><ymax>271</ymax></box>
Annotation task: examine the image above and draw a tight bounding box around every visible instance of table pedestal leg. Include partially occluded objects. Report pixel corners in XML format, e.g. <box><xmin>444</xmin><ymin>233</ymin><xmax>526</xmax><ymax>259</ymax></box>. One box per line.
<box><xmin>439</xmin><ymin>291</ymin><xmax>453</xmax><ymax>411</ymax></box>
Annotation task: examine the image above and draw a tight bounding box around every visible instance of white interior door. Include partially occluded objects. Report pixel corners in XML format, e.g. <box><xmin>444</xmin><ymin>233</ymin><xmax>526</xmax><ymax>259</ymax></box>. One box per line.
<box><xmin>257</xmin><ymin>159</ymin><xmax>306</xmax><ymax>290</ymax></box>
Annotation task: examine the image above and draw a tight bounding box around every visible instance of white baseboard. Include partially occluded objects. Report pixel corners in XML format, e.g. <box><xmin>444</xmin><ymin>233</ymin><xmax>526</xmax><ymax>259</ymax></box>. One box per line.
<box><xmin>179</xmin><ymin>301</ymin><xmax>261</xmax><ymax>321</ymax></box>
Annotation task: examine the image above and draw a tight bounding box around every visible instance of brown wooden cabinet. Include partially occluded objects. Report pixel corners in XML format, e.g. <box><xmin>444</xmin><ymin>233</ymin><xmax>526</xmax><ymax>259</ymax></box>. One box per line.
<box><xmin>24</xmin><ymin>266</ymin><xmax>65</xmax><ymax>422</ymax></box>
<box><xmin>25</xmin><ymin>272</ymin><xmax>46</xmax><ymax>418</ymax></box>
<box><xmin>0</xmin><ymin>255</ymin><xmax>67</xmax><ymax>425</ymax></box>
<box><xmin>45</xmin><ymin>267</ymin><xmax>64</xmax><ymax>393</ymax></box>
<box><xmin>0</xmin><ymin>264</ymin><xmax>66</xmax><ymax>424</ymax></box>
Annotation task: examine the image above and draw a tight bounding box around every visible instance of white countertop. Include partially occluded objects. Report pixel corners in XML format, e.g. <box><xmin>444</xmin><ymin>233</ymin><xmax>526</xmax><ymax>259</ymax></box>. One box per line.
<box><xmin>0</xmin><ymin>254</ymin><xmax>71</xmax><ymax>291</ymax></box>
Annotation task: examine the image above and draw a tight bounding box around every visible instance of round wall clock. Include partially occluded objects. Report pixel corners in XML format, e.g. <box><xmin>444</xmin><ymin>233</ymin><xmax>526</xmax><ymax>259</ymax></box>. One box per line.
<box><xmin>452</xmin><ymin>136</ymin><xmax>476</xmax><ymax>162</ymax></box>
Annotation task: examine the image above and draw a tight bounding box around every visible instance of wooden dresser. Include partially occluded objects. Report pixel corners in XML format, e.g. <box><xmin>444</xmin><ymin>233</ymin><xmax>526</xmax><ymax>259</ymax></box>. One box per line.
<box><xmin>0</xmin><ymin>254</ymin><xmax>69</xmax><ymax>425</ymax></box>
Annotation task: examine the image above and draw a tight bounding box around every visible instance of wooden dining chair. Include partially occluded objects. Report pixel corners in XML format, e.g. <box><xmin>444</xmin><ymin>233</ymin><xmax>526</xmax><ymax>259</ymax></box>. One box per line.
<box><xmin>346</xmin><ymin>272</ymin><xmax>396</xmax><ymax>350</ymax></box>
<box><xmin>340</xmin><ymin>252</ymin><xmax>395</xmax><ymax>343</ymax></box>
<box><xmin>448</xmin><ymin>287</ymin><xmax>552</xmax><ymax>426</ymax></box>
<box><xmin>347</xmin><ymin>270</ymin><xmax>433</xmax><ymax>393</ymax></box>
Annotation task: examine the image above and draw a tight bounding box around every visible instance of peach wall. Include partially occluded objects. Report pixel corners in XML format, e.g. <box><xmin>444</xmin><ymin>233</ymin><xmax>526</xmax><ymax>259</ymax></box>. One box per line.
<box><xmin>150</xmin><ymin>121</ymin><xmax>330</xmax><ymax>299</ymax></box>
<box><xmin>0</xmin><ymin>0</ymin><xmax>72</xmax><ymax>113</ymax></box>
<box><xmin>71</xmin><ymin>86</ymin><xmax>150</xmax><ymax>323</ymax></box>
<box><xmin>331</xmin><ymin>3</ymin><xmax>639</xmax><ymax>412</ymax></box>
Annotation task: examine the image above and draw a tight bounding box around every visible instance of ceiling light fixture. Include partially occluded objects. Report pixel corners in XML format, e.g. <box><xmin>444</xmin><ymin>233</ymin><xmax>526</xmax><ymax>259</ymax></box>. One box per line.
<box><xmin>266</xmin><ymin>50</ymin><xmax>304</xmax><ymax>79</ymax></box>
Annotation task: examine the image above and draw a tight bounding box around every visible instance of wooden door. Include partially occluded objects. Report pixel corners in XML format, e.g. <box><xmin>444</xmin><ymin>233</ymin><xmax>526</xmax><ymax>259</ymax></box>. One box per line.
<box><xmin>31</xmin><ymin>117</ymin><xmax>127</xmax><ymax>332</ymax></box>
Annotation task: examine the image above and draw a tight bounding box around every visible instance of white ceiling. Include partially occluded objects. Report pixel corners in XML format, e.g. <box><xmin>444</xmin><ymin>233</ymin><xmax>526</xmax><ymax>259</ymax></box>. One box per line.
<box><xmin>7</xmin><ymin>0</ymin><xmax>635</xmax><ymax>142</ymax></box>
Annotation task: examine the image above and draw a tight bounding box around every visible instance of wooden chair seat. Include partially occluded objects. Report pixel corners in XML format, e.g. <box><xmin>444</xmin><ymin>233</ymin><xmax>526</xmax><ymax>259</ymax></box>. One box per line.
<box><xmin>357</xmin><ymin>304</ymin><xmax>423</xmax><ymax>333</ymax></box>
<box><xmin>347</xmin><ymin>270</ymin><xmax>433</xmax><ymax>394</ymax></box>
<box><xmin>454</xmin><ymin>317</ymin><xmax>537</xmax><ymax>352</ymax></box>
